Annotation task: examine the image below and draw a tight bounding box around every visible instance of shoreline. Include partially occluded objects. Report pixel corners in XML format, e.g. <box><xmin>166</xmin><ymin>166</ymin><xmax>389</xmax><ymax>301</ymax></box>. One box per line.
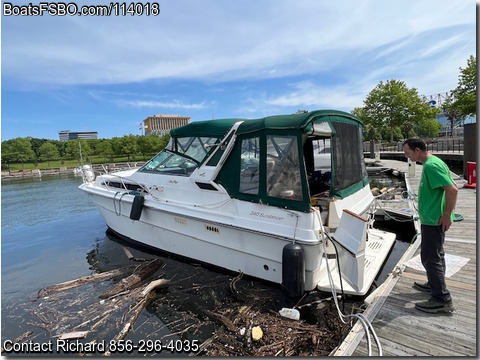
<box><xmin>1</xmin><ymin>162</ymin><xmax>147</xmax><ymax>180</ymax></box>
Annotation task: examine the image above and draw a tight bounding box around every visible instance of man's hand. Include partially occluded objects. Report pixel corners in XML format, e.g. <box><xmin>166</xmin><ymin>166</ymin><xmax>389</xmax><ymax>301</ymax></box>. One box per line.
<box><xmin>440</xmin><ymin>184</ymin><xmax>458</xmax><ymax>232</ymax></box>
<box><xmin>438</xmin><ymin>213</ymin><xmax>453</xmax><ymax>232</ymax></box>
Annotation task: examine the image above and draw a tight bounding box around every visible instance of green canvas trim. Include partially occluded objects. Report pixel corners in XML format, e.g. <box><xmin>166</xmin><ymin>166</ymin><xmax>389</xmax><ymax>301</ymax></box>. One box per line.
<box><xmin>171</xmin><ymin>118</ymin><xmax>242</xmax><ymax>138</ymax></box>
<box><xmin>170</xmin><ymin>110</ymin><xmax>362</xmax><ymax>139</ymax></box>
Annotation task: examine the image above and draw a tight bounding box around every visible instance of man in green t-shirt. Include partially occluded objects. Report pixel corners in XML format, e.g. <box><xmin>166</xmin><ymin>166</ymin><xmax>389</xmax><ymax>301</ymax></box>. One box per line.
<box><xmin>403</xmin><ymin>138</ymin><xmax>458</xmax><ymax>313</ymax></box>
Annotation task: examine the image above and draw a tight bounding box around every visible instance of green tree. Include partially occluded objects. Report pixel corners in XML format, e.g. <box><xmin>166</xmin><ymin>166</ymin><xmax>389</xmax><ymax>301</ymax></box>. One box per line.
<box><xmin>158</xmin><ymin>133</ymin><xmax>171</xmax><ymax>150</ymax></box>
<box><xmin>6</xmin><ymin>138</ymin><xmax>35</xmax><ymax>170</ymax></box>
<box><xmin>30</xmin><ymin>137</ymin><xmax>48</xmax><ymax>162</ymax></box>
<box><xmin>362</xmin><ymin>80</ymin><xmax>438</xmax><ymax>142</ymax></box>
<box><xmin>138</xmin><ymin>134</ymin><xmax>162</xmax><ymax>159</ymax></box>
<box><xmin>442</xmin><ymin>95</ymin><xmax>463</xmax><ymax>137</ymax></box>
<box><xmin>65</xmin><ymin>139</ymin><xmax>93</xmax><ymax>164</ymax></box>
<box><xmin>416</xmin><ymin>117</ymin><xmax>441</xmax><ymax>138</ymax></box>
<box><xmin>450</xmin><ymin>55</ymin><xmax>476</xmax><ymax>117</ymax></box>
<box><xmin>120</xmin><ymin>135</ymin><xmax>139</xmax><ymax>161</ymax></box>
<box><xmin>96</xmin><ymin>140</ymin><xmax>114</xmax><ymax>162</ymax></box>
<box><xmin>1</xmin><ymin>141</ymin><xmax>13</xmax><ymax>170</ymax></box>
<box><xmin>38</xmin><ymin>141</ymin><xmax>59</xmax><ymax>168</ymax></box>
<box><xmin>110</xmin><ymin>137</ymin><xmax>123</xmax><ymax>156</ymax></box>
<box><xmin>86</xmin><ymin>139</ymin><xmax>100</xmax><ymax>156</ymax></box>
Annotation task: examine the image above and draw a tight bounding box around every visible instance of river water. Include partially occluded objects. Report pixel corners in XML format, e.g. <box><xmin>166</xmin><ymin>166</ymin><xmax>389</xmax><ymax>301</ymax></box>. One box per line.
<box><xmin>1</xmin><ymin>174</ymin><xmax>411</xmax><ymax>357</ymax></box>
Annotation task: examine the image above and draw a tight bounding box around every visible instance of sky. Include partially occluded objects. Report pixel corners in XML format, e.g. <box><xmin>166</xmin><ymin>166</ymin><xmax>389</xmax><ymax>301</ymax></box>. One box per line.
<box><xmin>0</xmin><ymin>0</ymin><xmax>476</xmax><ymax>141</ymax></box>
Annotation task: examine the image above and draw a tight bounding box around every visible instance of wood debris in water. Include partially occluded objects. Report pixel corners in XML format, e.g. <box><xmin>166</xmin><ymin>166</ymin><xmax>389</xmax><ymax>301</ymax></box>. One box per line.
<box><xmin>19</xmin><ymin>258</ymin><xmax>168</xmax><ymax>355</ymax></box>
<box><xmin>35</xmin><ymin>266</ymin><xmax>134</xmax><ymax>299</ymax></box>
<box><xmin>196</xmin><ymin>285</ymin><xmax>353</xmax><ymax>356</ymax></box>
<box><xmin>6</xmin><ymin>254</ymin><xmax>356</xmax><ymax>357</ymax></box>
<box><xmin>99</xmin><ymin>258</ymin><xmax>163</xmax><ymax>299</ymax></box>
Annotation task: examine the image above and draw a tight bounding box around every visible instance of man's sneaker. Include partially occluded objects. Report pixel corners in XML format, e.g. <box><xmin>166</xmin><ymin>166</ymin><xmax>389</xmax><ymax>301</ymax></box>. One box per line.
<box><xmin>413</xmin><ymin>281</ymin><xmax>431</xmax><ymax>292</ymax></box>
<box><xmin>415</xmin><ymin>298</ymin><xmax>454</xmax><ymax>313</ymax></box>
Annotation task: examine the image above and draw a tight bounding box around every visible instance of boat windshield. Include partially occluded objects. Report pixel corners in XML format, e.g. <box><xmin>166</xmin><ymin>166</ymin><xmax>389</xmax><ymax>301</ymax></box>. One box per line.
<box><xmin>139</xmin><ymin>150</ymin><xmax>198</xmax><ymax>176</ymax></box>
<box><xmin>139</xmin><ymin>136</ymin><xmax>220</xmax><ymax>176</ymax></box>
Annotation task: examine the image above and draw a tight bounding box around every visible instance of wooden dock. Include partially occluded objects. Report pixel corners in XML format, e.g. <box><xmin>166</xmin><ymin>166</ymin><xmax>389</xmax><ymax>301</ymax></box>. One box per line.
<box><xmin>335</xmin><ymin>159</ymin><xmax>476</xmax><ymax>357</ymax></box>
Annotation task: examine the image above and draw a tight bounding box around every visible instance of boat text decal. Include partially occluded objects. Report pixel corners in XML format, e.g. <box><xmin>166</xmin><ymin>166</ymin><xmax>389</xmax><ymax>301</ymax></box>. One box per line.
<box><xmin>249</xmin><ymin>211</ymin><xmax>284</xmax><ymax>221</ymax></box>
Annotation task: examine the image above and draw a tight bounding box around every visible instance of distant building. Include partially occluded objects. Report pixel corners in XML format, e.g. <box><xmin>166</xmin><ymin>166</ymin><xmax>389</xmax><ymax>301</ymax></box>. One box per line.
<box><xmin>436</xmin><ymin>113</ymin><xmax>476</xmax><ymax>137</ymax></box>
<box><xmin>142</xmin><ymin>114</ymin><xmax>190</xmax><ymax>136</ymax></box>
<box><xmin>59</xmin><ymin>130</ymin><xmax>98</xmax><ymax>141</ymax></box>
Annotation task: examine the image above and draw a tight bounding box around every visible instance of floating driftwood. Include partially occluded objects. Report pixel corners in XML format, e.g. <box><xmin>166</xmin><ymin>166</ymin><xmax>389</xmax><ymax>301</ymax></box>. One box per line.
<box><xmin>20</xmin><ymin>257</ymin><xmax>170</xmax><ymax>356</ymax></box>
<box><xmin>99</xmin><ymin>258</ymin><xmax>163</xmax><ymax>299</ymax></box>
<box><xmin>103</xmin><ymin>278</ymin><xmax>170</xmax><ymax>357</ymax></box>
<box><xmin>12</xmin><ymin>255</ymin><xmax>354</xmax><ymax>357</ymax></box>
<box><xmin>203</xmin><ymin>309</ymin><xmax>237</xmax><ymax>332</ymax></box>
<box><xmin>122</xmin><ymin>245</ymin><xmax>147</xmax><ymax>262</ymax></box>
<box><xmin>36</xmin><ymin>266</ymin><xmax>134</xmax><ymax>299</ymax></box>
<box><xmin>55</xmin><ymin>330</ymin><xmax>89</xmax><ymax>340</ymax></box>
<box><xmin>196</xmin><ymin>298</ymin><xmax>352</xmax><ymax>356</ymax></box>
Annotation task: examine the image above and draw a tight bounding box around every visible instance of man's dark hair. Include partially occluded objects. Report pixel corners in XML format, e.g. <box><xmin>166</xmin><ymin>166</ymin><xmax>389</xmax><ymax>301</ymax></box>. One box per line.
<box><xmin>403</xmin><ymin>137</ymin><xmax>427</xmax><ymax>151</ymax></box>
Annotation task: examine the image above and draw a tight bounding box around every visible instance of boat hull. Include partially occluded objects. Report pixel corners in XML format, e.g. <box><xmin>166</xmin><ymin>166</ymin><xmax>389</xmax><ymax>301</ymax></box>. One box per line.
<box><xmin>85</xmin><ymin>189</ymin><xmax>324</xmax><ymax>291</ymax></box>
<box><xmin>81</xmin><ymin>175</ymin><xmax>397</xmax><ymax>297</ymax></box>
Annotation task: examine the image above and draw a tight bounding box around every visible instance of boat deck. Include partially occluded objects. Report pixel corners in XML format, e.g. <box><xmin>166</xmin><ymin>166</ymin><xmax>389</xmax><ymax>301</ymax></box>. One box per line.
<box><xmin>335</xmin><ymin>159</ymin><xmax>476</xmax><ymax>356</ymax></box>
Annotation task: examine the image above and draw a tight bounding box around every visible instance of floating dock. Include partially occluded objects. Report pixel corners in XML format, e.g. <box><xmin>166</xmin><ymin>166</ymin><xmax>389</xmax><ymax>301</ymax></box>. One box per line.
<box><xmin>335</xmin><ymin>159</ymin><xmax>476</xmax><ymax>356</ymax></box>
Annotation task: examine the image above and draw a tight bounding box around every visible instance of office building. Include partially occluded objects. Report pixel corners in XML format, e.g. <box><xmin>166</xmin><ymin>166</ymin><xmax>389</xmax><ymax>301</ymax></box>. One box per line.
<box><xmin>142</xmin><ymin>114</ymin><xmax>190</xmax><ymax>136</ymax></box>
<box><xmin>59</xmin><ymin>130</ymin><xmax>98</xmax><ymax>141</ymax></box>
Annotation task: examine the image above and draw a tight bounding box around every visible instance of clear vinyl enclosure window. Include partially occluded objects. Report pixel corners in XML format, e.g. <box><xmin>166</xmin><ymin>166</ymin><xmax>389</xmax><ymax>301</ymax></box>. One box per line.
<box><xmin>176</xmin><ymin>136</ymin><xmax>218</xmax><ymax>163</ymax></box>
<box><xmin>239</xmin><ymin>137</ymin><xmax>260</xmax><ymax>194</ymax></box>
<box><xmin>266</xmin><ymin>135</ymin><xmax>302</xmax><ymax>201</ymax></box>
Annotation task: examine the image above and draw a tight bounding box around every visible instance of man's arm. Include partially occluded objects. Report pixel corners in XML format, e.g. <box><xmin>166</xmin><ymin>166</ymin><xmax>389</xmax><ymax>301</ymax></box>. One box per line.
<box><xmin>439</xmin><ymin>184</ymin><xmax>458</xmax><ymax>232</ymax></box>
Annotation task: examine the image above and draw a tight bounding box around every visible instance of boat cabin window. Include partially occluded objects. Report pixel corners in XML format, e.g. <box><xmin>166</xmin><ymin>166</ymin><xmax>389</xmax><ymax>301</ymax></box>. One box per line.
<box><xmin>266</xmin><ymin>135</ymin><xmax>303</xmax><ymax>201</ymax></box>
<box><xmin>239</xmin><ymin>137</ymin><xmax>260</xmax><ymax>194</ymax></box>
<box><xmin>238</xmin><ymin>135</ymin><xmax>303</xmax><ymax>200</ymax></box>
<box><xmin>331</xmin><ymin>123</ymin><xmax>367</xmax><ymax>190</ymax></box>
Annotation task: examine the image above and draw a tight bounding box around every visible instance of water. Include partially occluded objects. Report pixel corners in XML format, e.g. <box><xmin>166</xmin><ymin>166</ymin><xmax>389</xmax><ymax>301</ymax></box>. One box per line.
<box><xmin>1</xmin><ymin>174</ymin><xmax>413</xmax><ymax>356</ymax></box>
<box><xmin>2</xmin><ymin>176</ymin><xmax>110</xmax><ymax>354</ymax></box>
<box><xmin>2</xmin><ymin>176</ymin><xmax>101</xmax><ymax>299</ymax></box>
<box><xmin>1</xmin><ymin>175</ymin><xmax>288</xmax><ymax>356</ymax></box>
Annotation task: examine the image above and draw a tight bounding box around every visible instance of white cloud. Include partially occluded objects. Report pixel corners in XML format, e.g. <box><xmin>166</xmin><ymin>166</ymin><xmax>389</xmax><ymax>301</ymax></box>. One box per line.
<box><xmin>253</xmin><ymin>81</ymin><xmax>365</xmax><ymax>112</ymax></box>
<box><xmin>2</xmin><ymin>0</ymin><xmax>474</xmax><ymax>88</ymax></box>
<box><xmin>126</xmin><ymin>100</ymin><xmax>206</xmax><ymax>110</ymax></box>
